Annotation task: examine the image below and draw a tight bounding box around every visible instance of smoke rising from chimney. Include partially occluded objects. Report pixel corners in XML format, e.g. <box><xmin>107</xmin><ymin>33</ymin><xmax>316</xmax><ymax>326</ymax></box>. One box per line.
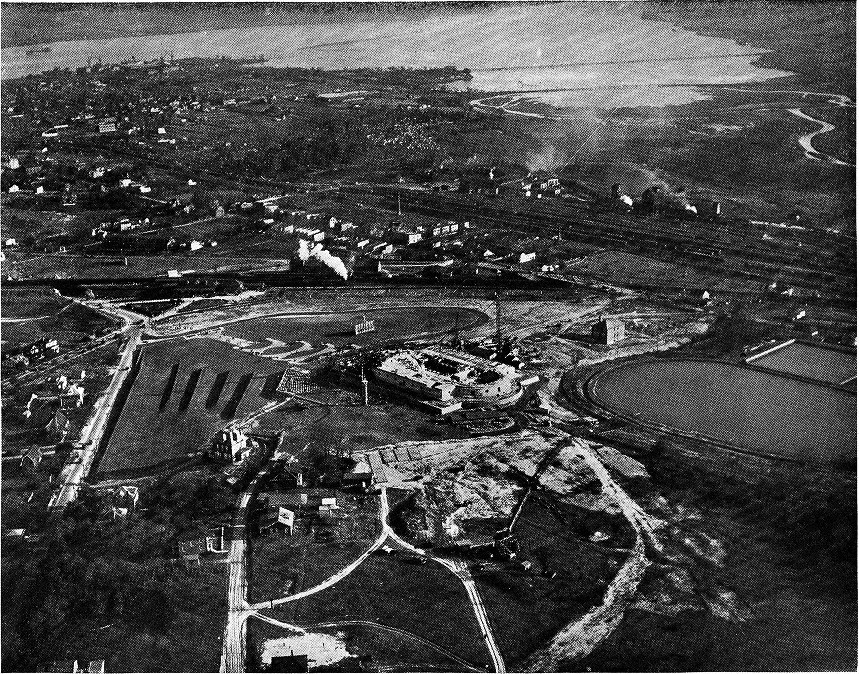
<box><xmin>310</xmin><ymin>243</ymin><xmax>349</xmax><ymax>280</ymax></box>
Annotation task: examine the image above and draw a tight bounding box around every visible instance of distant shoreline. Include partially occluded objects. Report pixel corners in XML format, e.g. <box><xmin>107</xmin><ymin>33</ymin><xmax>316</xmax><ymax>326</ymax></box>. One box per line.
<box><xmin>1</xmin><ymin>2</ymin><xmax>467</xmax><ymax>49</ymax></box>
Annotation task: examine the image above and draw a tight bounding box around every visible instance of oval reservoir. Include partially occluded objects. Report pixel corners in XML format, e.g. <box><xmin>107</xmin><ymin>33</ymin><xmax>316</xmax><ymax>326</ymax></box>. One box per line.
<box><xmin>589</xmin><ymin>359</ymin><xmax>856</xmax><ymax>463</ymax></box>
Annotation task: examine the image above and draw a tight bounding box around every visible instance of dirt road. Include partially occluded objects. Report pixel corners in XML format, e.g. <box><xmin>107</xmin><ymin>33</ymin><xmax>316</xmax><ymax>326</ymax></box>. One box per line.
<box><xmin>524</xmin><ymin>439</ymin><xmax>662</xmax><ymax>671</ymax></box>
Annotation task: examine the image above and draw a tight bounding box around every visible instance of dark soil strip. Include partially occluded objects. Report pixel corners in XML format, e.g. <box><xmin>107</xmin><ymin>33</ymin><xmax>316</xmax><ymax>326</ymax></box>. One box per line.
<box><xmin>91</xmin><ymin>346</ymin><xmax>143</xmax><ymax>477</ymax></box>
<box><xmin>177</xmin><ymin>368</ymin><xmax>203</xmax><ymax>413</ymax></box>
<box><xmin>260</xmin><ymin>370</ymin><xmax>285</xmax><ymax>399</ymax></box>
<box><xmin>159</xmin><ymin>362</ymin><xmax>180</xmax><ymax>411</ymax></box>
<box><xmin>206</xmin><ymin>371</ymin><xmax>229</xmax><ymax>409</ymax></box>
<box><xmin>221</xmin><ymin>372</ymin><xmax>253</xmax><ymax>420</ymax></box>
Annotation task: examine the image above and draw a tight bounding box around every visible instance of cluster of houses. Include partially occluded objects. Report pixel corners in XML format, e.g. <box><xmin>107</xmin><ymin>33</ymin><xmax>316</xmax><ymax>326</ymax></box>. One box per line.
<box><xmin>260</xmin><ymin>200</ymin><xmax>473</xmax><ymax>268</ymax></box>
<box><xmin>177</xmin><ymin>526</ymin><xmax>229</xmax><ymax>567</ymax></box>
<box><xmin>100</xmin><ymin>485</ymin><xmax>140</xmax><ymax>522</ymax></box>
<box><xmin>91</xmin><ymin>217</ymin><xmax>150</xmax><ymax>238</ymax></box>
<box><xmin>521</xmin><ymin>170</ymin><xmax>562</xmax><ymax>198</ymax></box>
<box><xmin>254</xmin><ymin>490</ymin><xmax>342</xmax><ymax>536</ymax></box>
<box><xmin>4</xmin><ymin>337</ymin><xmax>60</xmax><ymax>368</ymax></box>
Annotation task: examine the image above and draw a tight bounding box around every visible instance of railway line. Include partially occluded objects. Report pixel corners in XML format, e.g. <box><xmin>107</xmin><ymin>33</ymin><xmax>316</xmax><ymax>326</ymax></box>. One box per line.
<box><xmin>339</xmin><ymin>184</ymin><xmax>853</xmax><ymax>295</ymax></box>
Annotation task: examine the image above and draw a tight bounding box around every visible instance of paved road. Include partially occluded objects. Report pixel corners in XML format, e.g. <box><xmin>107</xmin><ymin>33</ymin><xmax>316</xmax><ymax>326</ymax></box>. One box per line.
<box><xmin>220</xmin><ymin>471</ymin><xmax>263</xmax><ymax>674</ymax></box>
<box><xmin>48</xmin><ymin>303</ymin><xmax>143</xmax><ymax>509</ymax></box>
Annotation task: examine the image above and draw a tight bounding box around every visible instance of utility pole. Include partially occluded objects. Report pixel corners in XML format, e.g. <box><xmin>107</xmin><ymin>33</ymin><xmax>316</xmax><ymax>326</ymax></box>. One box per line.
<box><xmin>360</xmin><ymin>360</ymin><xmax>369</xmax><ymax>407</ymax></box>
<box><xmin>494</xmin><ymin>288</ymin><xmax>503</xmax><ymax>356</ymax></box>
<box><xmin>397</xmin><ymin>174</ymin><xmax>403</xmax><ymax>217</ymax></box>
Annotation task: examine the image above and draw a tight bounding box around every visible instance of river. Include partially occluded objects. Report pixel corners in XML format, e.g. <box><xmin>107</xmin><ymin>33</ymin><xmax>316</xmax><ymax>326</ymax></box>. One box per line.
<box><xmin>788</xmin><ymin>107</ymin><xmax>854</xmax><ymax>167</ymax></box>
<box><xmin>1</xmin><ymin>3</ymin><xmax>791</xmax><ymax>109</ymax></box>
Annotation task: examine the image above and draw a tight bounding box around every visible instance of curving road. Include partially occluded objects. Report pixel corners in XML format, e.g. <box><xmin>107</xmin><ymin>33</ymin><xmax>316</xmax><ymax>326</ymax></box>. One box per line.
<box><xmin>250</xmin><ymin>490</ymin><xmax>390</xmax><ymax>610</ymax></box>
<box><xmin>524</xmin><ymin>439</ymin><xmax>663</xmax><ymax>671</ymax></box>
<box><xmin>383</xmin><ymin>504</ymin><xmax>506</xmax><ymax>673</ymax></box>
<box><xmin>250</xmin><ymin>613</ymin><xmax>482</xmax><ymax>672</ymax></box>
<box><xmin>242</xmin><ymin>486</ymin><xmax>506</xmax><ymax>673</ymax></box>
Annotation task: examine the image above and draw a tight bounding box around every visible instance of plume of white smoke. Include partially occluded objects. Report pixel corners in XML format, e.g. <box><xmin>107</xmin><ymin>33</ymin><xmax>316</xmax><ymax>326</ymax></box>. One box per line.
<box><xmin>637</xmin><ymin>167</ymin><xmax>696</xmax><ymax>210</ymax></box>
<box><xmin>620</xmin><ymin>194</ymin><xmax>634</xmax><ymax>207</ymax></box>
<box><xmin>297</xmin><ymin>238</ymin><xmax>310</xmax><ymax>262</ymax></box>
<box><xmin>526</xmin><ymin>145</ymin><xmax>564</xmax><ymax>173</ymax></box>
<box><xmin>309</xmin><ymin>242</ymin><xmax>349</xmax><ymax>280</ymax></box>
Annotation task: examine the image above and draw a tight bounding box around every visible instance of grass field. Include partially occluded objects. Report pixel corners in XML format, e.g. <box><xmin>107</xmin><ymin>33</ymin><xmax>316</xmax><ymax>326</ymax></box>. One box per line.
<box><xmin>1</xmin><ymin>288</ymin><xmax>115</xmax><ymax>351</ymax></box>
<box><xmin>749</xmin><ymin>341</ymin><xmax>856</xmax><ymax>386</ymax></box>
<box><xmin>98</xmin><ymin>338</ymin><xmax>287</xmax><ymax>476</ymax></box>
<box><xmin>261</xmin><ymin>554</ymin><xmax>490</xmax><ymax>669</ymax></box>
<box><xmin>1</xmin><ymin>287</ymin><xmax>69</xmax><ymax>319</ymax></box>
<box><xmin>475</xmin><ymin>498</ymin><xmax>627</xmax><ymax>666</ymax></box>
<box><xmin>223</xmin><ymin>306</ymin><xmax>486</xmax><ymax>350</ymax></box>
<box><xmin>246</xmin><ymin>619</ymin><xmax>464</xmax><ymax>672</ymax></box>
<box><xmin>249</xmin><ymin>491</ymin><xmax>382</xmax><ymax>606</ymax></box>
<box><xmin>590</xmin><ymin>358</ymin><xmax>857</xmax><ymax>462</ymax></box>
<box><xmin>8</xmin><ymin>253</ymin><xmax>291</xmax><ymax>279</ymax></box>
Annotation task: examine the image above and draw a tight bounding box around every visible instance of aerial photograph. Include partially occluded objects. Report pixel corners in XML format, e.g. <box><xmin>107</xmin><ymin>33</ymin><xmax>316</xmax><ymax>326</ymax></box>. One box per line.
<box><xmin>0</xmin><ymin>1</ymin><xmax>855</xmax><ymax>672</ymax></box>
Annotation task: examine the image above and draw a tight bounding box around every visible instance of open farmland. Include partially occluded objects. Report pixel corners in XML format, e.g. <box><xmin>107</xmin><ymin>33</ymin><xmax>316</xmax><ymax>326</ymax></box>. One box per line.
<box><xmin>97</xmin><ymin>338</ymin><xmax>287</xmax><ymax>476</ymax></box>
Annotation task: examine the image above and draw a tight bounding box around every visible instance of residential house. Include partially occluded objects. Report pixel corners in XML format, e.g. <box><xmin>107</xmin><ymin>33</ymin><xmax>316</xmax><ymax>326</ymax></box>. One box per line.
<box><xmin>209</xmin><ymin>428</ymin><xmax>250</xmax><ymax>463</ymax></box>
<box><xmin>46</xmin><ymin>409</ymin><xmax>70</xmax><ymax>441</ymax></box>
<box><xmin>20</xmin><ymin>446</ymin><xmax>44</xmax><ymax>470</ymax></box>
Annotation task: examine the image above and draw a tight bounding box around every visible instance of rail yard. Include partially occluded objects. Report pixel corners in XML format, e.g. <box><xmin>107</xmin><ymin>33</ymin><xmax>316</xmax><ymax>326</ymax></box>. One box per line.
<box><xmin>1</xmin><ymin>4</ymin><xmax>855</xmax><ymax>673</ymax></box>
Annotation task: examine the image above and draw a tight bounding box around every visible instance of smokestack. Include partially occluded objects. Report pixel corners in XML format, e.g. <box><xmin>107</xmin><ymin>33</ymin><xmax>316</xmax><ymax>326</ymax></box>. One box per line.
<box><xmin>611</xmin><ymin>183</ymin><xmax>620</xmax><ymax>199</ymax></box>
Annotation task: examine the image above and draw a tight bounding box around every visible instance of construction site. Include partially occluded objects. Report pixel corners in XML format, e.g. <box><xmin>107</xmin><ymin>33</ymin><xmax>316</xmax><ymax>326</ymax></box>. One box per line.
<box><xmin>1</xmin><ymin>3</ymin><xmax>855</xmax><ymax>671</ymax></box>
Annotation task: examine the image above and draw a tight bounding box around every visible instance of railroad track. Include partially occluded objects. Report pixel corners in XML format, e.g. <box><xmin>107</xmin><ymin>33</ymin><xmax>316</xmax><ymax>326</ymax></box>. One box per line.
<box><xmin>340</xmin><ymin>184</ymin><xmax>853</xmax><ymax>294</ymax></box>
